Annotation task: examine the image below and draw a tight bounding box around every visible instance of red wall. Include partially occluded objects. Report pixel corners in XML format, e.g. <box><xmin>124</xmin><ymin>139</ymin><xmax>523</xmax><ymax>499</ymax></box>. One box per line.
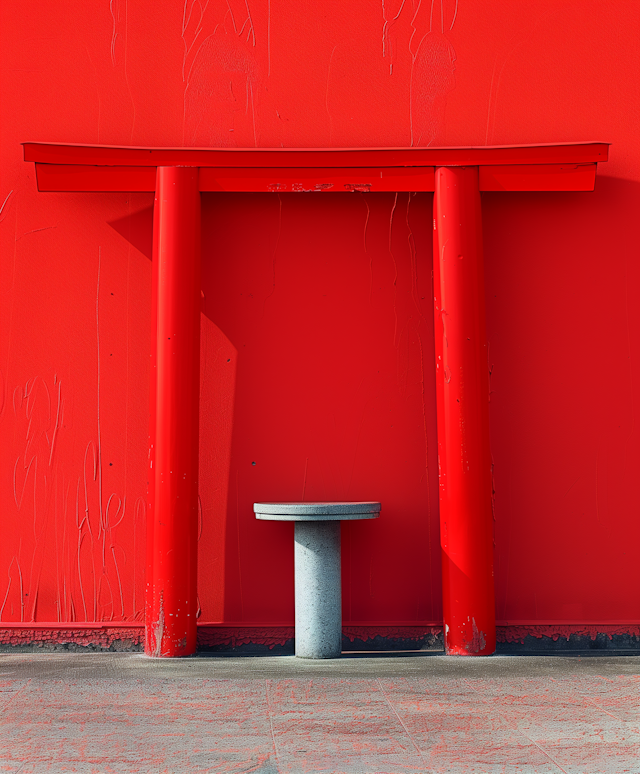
<box><xmin>1</xmin><ymin>0</ymin><xmax>639</xmax><ymax>631</ymax></box>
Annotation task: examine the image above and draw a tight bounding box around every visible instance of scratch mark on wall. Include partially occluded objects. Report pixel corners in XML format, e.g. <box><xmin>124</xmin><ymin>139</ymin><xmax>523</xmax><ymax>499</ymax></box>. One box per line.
<box><xmin>15</xmin><ymin>226</ymin><xmax>57</xmax><ymax>242</ymax></box>
<box><xmin>104</xmin><ymin>0</ymin><xmax>136</xmax><ymax>140</ymax></box>
<box><xmin>76</xmin><ymin>494</ymin><xmax>89</xmax><ymax>623</ymax></box>
<box><xmin>0</xmin><ymin>190</ymin><xmax>15</xmax><ymax>224</ymax></box>
<box><xmin>408</xmin><ymin>0</ymin><xmax>421</xmax><ymax>55</ymax></box>
<box><xmin>97</xmin><ymin>571</ymin><xmax>114</xmax><ymax>621</ymax></box>
<box><xmin>132</xmin><ymin>496</ymin><xmax>145</xmax><ymax>619</ymax></box>
<box><xmin>48</xmin><ymin>377</ymin><xmax>62</xmax><ymax>468</ymax></box>
<box><xmin>359</xmin><ymin>193</ymin><xmax>373</xmax><ymax>300</ymax></box>
<box><xmin>122</xmin><ymin>0</ymin><xmax>136</xmax><ymax>142</ymax></box>
<box><xmin>249</xmin><ymin>80</ymin><xmax>257</xmax><ymax>146</ymax></box>
<box><xmin>13</xmin><ymin>455</ymin><xmax>36</xmax><ymax>512</ymax></box>
<box><xmin>389</xmin><ymin>192</ymin><xmax>399</xmax><ymax>281</ymax></box>
<box><xmin>95</xmin><ymin>249</ymin><xmax>105</xmax><ymax>590</ymax></box>
<box><xmin>110</xmin><ymin>0</ymin><xmax>120</xmax><ymax>66</ymax></box>
<box><xmin>484</xmin><ymin>52</ymin><xmax>510</xmax><ymax>145</ymax></box>
<box><xmin>80</xmin><ymin>443</ymin><xmax>99</xmax><ymax>621</ymax></box>
<box><xmin>449</xmin><ymin>0</ymin><xmax>458</xmax><ymax>30</ymax></box>
<box><xmin>105</xmin><ymin>494</ymin><xmax>125</xmax><ymax>530</ymax></box>
<box><xmin>82</xmin><ymin>453</ymin><xmax>96</xmax><ymax>619</ymax></box>
<box><xmin>182</xmin><ymin>0</ymin><xmax>211</xmax><ymax>82</ymax></box>
<box><xmin>389</xmin><ymin>193</ymin><xmax>399</xmax><ymax>344</ymax></box>
<box><xmin>484</xmin><ymin>10</ymin><xmax>556</xmax><ymax>144</ymax></box>
<box><xmin>242</xmin><ymin>0</ymin><xmax>256</xmax><ymax>46</ymax></box>
<box><xmin>16</xmin><ymin>553</ymin><xmax>24</xmax><ymax>622</ymax></box>
<box><xmin>0</xmin><ymin>557</ymin><xmax>23</xmax><ymax>621</ymax></box>
<box><xmin>54</xmin><ymin>477</ymin><xmax>67</xmax><ymax>621</ymax></box>
<box><xmin>381</xmin><ymin>0</ymin><xmax>407</xmax><ymax>74</ymax></box>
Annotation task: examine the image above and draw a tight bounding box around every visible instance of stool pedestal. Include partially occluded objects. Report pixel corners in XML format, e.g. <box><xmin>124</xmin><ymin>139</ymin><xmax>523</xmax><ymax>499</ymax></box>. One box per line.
<box><xmin>254</xmin><ymin>502</ymin><xmax>381</xmax><ymax>658</ymax></box>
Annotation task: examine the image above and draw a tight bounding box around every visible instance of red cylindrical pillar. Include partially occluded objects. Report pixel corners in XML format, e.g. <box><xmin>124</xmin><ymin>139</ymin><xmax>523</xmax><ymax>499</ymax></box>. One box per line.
<box><xmin>433</xmin><ymin>166</ymin><xmax>495</xmax><ymax>655</ymax></box>
<box><xmin>145</xmin><ymin>166</ymin><xmax>201</xmax><ymax>657</ymax></box>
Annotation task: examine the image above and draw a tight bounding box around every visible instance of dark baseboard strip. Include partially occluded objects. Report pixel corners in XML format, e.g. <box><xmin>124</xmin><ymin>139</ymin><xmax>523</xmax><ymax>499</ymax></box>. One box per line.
<box><xmin>1</xmin><ymin>625</ymin><xmax>639</xmax><ymax>654</ymax></box>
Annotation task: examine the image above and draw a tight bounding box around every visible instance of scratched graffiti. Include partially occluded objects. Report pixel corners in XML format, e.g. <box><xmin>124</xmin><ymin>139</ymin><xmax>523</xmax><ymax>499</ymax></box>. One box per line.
<box><xmin>2</xmin><ymin>370</ymin><xmax>144</xmax><ymax>623</ymax></box>
<box><xmin>183</xmin><ymin>0</ymin><xmax>261</xmax><ymax>146</ymax></box>
<box><xmin>380</xmin><ymin>0</ymin><xmax>458</xmax><ymax>145</ymax></box>
<box><xmin>0</xmin><ymin>243</ymin><xmax>146</xmax><ymax>624</ymax></box>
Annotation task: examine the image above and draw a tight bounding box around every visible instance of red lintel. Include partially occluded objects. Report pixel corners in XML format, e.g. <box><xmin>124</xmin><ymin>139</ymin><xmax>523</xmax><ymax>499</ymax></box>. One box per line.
<box><xmin>32</xmin><ymin>162</ymin><xmax>600</xmax><ymax>193</ymax></box>
<box><xmin>23</xmin><ymin>142</ymin><xmax>609</xmax><ymax>193</ymax></box>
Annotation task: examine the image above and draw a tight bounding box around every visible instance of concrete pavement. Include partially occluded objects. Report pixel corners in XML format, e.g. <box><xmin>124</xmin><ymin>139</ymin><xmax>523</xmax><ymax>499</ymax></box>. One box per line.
<box><xmin>1</xmin><ymin>652</ymin><xmax>639</xmax><ymax>773</ymax></box>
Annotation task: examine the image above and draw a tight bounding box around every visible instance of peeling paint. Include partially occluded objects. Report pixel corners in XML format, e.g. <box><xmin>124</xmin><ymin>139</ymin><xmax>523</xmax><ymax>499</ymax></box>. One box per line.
<box><xmin>464</xmin><ymin>617</ymin><xmax>487</xmax><ymax>653</ymax></box>
<box><xmin>153</xmin><ymin>591</ymin><xmax>165</xmax><ymax>657</ymax></box>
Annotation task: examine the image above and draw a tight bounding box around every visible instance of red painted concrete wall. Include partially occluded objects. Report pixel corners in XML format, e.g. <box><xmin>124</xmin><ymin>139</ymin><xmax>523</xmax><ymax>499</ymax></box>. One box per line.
<box><xmin>1</xmin><ymin>0</ymin><xmax>639</xmax><ymax>634</ymax></box>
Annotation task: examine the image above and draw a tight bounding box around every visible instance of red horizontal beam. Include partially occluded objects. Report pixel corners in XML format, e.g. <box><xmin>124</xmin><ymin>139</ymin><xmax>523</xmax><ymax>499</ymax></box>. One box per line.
<box><xmin>34</xmin><ymin>162</ymin><xmax>599</xmax><ymax>193</ymax></box>
<box><xmin>34</xmin><ymin>164</ymin><xmax>437</xmax><ymax>192</ymax></box>
<box><xmin>35</xmin><ymin>164</ymin><xmax>156</xmax><ymax>192</ymax></box>
<box><xmin>479</xmin><ymin>163</ymin><xmax>597</xmax><ymax>191</ymax></box>
<box><xmin>199</xmin><ymin>166</ymin><xmax>435</xmax><ymax>192</ymax></box>
<box><xmin>24</xmin><ymin>141</ymin><xmax>609</xmax><ymax>169</ymax></box>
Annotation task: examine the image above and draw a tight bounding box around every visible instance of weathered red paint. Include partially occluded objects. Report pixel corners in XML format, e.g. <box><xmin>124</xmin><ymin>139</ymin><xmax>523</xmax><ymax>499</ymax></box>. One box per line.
<box><xmin>145</xmin><ymin>167</ymin><xmax>201</xmax><ymax>657</ymax></box>
<box><xmin>433</xmin><ymin>166</ymin><xmax>495</xmax><ymax>655</ymax></box>
<box><xmin>2</xmin><ymin>0</ymin><xmax>639</xmax><ymax>648</ymax></box>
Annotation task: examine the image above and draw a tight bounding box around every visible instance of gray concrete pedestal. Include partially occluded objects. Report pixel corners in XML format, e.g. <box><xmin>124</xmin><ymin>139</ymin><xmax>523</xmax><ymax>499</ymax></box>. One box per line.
<box><xmin>254</xmin><ymin>502</ymin><xmax>381</xmax><ymax>659</ymax></box>
<box><xmin>294</xmin><ymin>520</ymin><xmax>341</xmax><ymax>658</ymax></box>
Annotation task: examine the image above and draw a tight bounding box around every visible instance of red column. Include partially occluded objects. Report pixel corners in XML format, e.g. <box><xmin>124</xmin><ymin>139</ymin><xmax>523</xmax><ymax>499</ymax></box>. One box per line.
<box><xmin>433</xmin><ymin>166</ymin><xmax>496</xmax><ymax>655</ymax></box>
<box><xmin>145</xmin><ymin>166</ymin><xmax>201</xmax><ymax>657</ymax></box>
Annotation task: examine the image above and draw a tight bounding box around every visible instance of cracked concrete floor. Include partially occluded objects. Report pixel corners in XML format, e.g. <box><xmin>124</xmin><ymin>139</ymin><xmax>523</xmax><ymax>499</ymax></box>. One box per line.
<box><xmin>1</xmin><ymin>652</ymin><xmax>639</xmax><ymax>773</ymax></box>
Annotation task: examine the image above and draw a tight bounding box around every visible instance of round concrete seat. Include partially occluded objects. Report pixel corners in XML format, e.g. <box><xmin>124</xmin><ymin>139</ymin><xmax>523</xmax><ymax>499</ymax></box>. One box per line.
<box><xmin>254</xmin><ymin>501</ymin><xmax>381</xmax><ymax>520</ymax></box>
<box><xmin>254</xmin><ymin>501</ymin><xmax>381</xmax><ymax>659</ymax></box>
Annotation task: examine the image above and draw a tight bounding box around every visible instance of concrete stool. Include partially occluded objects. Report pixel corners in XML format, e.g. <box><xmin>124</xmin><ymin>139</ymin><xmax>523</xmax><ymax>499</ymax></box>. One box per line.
<box><xmin>254</xmin><ymin>502</ymin><xmax>381</xmax><ymax>659</ymax></box>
